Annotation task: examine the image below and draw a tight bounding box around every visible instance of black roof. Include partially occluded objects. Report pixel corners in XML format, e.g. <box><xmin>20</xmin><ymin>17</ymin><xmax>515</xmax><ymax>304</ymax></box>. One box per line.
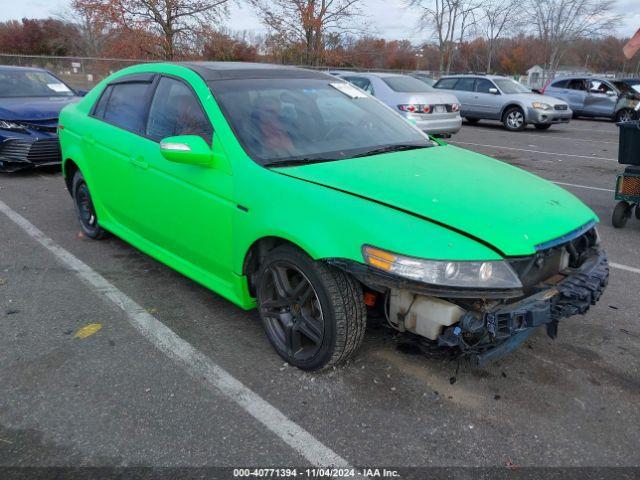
<box><xmin>181</xmin><ymin>62</ymin><xmax>331</xmax><ymax>81</ymax></box>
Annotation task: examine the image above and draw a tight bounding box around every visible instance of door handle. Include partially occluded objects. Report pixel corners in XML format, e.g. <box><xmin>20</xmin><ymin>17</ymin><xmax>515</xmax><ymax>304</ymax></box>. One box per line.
<box><xmin>130</xmin><ymin>156</ymin><xmax>148</xmax><ymax>169</ymax></box>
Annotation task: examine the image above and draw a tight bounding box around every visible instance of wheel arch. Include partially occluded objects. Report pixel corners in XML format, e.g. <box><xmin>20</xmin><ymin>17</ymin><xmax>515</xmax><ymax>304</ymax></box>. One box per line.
<box><xmin>62</xmin><ymin>158</ymin><xmax>80</xmax><ymax>195</ymax></box>
<box><xmin>241</xmin><ymin>236</ymin><xmax>318</xmax><ymax>297</ymax></box>
<box><xmin>500</xmin><ymin>102</ymin><xmax>526</xmax><ymax>122</ymax></box>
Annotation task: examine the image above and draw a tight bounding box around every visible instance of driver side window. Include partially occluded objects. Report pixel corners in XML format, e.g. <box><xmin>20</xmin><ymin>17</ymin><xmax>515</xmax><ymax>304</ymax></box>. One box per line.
<box><xmin>146</xmin><ymin>77</ymin><xmax>213</xmax><ymax>144</ymax></box>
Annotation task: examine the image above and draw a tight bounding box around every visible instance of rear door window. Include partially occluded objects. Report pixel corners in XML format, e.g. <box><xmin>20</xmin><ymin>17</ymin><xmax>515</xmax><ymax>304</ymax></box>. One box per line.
<box><xmin>454</xmin><ymin>78</ymin><xmax>475</xmax><ymax>91</ymax></box>
<box><xmin>101</xmin><ymin>82</ymin><xmax>151</xmax><ymax>134</ymax></box>
<box><xmin>92</xmin><ymin>85</ymin><xmax>113</xmax><ymax>118</ymax></box>
<box><xmin>567</xmin><ymin>79</ymin><xmax>587</xmax><ymax>90</ymax></box>
<box><xmin>146</xmin><ymin>77</ymin><xmax>213</xmax><ymax>144</ymax></box>
<box><xmin>434</xmin><ymin>78</ymin><xmax>458</xmax><ymax>89</ymax></box>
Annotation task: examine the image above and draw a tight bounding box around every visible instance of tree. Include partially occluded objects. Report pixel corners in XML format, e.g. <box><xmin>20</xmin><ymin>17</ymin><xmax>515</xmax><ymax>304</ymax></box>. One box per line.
<box><xmin>528</xmin><ymin>0</ymin><xmax>621</xmax><ymax>76</ymax></box>
<box><xmin>408</xmin><ymin>0</ymin><xmax>479</xmax><ymax>74</ymax></box>
<box><xmin>72</xmin><ymin>0</ymin><xmax>231</xmax><ymax>59</ymax></box>
<box><xmin>478</xmin><ymin>0</ymin><xmax>521</xmax><ymax>73</ymax></box>
<box><xmin>250</xmin><ymin>0</ymin><xmax>365</xmax><ymax>65</ymax></box>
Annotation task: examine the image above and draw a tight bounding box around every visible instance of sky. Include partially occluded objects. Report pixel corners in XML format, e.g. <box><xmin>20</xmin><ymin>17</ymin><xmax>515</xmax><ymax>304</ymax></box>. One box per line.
<box><xmin>0</xmin><ymin>0</ymin><xmax>638</xmax><ymax>45</ymax></box>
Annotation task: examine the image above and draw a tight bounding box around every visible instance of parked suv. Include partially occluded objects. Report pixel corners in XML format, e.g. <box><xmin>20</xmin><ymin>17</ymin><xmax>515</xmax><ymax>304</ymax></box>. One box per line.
<box><xmin>434</xmin><ymin>75</ymin><xmax>572</xmax><ymax>131</ymax></box>
<box><xmin>543</xmin><ymin>76</ymin><xmax>639</xmax><ymax>123</ymax></box>
<box><xmin>339</xmin><ymin>72</ymin><xmax>462</xmax><ymax>136</ymax></box>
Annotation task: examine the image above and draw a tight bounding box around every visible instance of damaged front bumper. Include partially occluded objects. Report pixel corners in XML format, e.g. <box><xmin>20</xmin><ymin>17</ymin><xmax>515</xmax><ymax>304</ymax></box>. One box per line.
<box><xmin>330</xmin><ymin>245</ymin><xmax>609</xmax><ymax>366</ymax></box>
<box><xmin>438</xmin><ymin>248</ymin><xmax>609</xmax><ymax>365</ymax></box>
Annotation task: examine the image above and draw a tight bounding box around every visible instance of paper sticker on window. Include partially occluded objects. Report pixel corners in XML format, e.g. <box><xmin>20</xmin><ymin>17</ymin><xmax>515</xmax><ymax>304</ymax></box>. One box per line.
<box><xmin>329</xmin><ymin>82</ymin><xmax>367</xmax><ymax>99</ymax></box>
<box><xmin>47</xmin><ymin>83</ymin><xmax>71</xmax><ymax>93</ymax></box>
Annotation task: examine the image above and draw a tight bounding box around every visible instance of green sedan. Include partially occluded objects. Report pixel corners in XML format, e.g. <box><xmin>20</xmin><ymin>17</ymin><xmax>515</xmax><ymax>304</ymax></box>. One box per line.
<box><xmin>58</xmin><ymin>62</ymin><xmax>609</xmax><ymax>370</ymax></box>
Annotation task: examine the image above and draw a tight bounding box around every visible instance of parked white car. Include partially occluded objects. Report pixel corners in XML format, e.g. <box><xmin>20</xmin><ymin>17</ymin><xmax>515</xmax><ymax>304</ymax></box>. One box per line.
<box><xmin>339</xmin><ymin>72</ymin><xmax>462</xmax><ymax>137</ymax></box>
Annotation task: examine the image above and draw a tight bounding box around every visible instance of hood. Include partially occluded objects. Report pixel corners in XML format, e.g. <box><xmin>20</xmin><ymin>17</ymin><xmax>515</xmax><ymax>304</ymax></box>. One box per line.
<box><xmin>512</xmin><ymin>93</ymin><xmax>568</xmax><ymax>106</ymax></box>
<box><xmin>276</xmin><ymin>145</ymin><xmax>596</xmax><ymax>257</ymax></box>
<box><xmin>0</xmin><ymin>96</ymin><xmax>79</xmax><ymax>125</ymax></box>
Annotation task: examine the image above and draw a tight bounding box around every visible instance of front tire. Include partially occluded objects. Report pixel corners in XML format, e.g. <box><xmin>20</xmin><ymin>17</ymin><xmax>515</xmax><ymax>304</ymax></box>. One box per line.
<box><xmin>72</xmin><ymin>170</ymin><xmax>107</xmax><ymax>239</ymax></box>
<box><xmin>503</xmin><ymin>107</ymin><xmax>526</xmax><ymax>131</ymax></box>
<box><xmin>534</xmin><ymin>124</ymin><xmax>551</xmax><ymax>130</ymax></box>
<box><xmin>615</xmin><ymin>109</ymin><xmax>635</xmax><ymax>123</ymax></box>
<box><xmin>465</xmin><ymin>118</ymin><xmax>480</xmax><ymax>125</ymax></box>
<box><xmin>612</xmin><ymin>201</ymin><xmax>631</xmax><ymax>228</ymax></box>
<box><xmin>256</xmin><ymin>245</ymin><xmax>366</xmax><ymax>371</ymax></box>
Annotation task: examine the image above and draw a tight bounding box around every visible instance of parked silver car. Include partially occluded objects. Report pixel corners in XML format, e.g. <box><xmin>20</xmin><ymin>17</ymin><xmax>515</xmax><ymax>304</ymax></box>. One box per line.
<box><xmin>434</xmin><ymin>75</ymin><xmax>572</xmax><ymax>131</ymax></box>
<box><xmin>339</xmin><ymin>72</ymin><xmax>462</xmax><ymax>136</ymax></box>
<box><xmin>543</xmin><ymin>76</ymin><xmax>640</xmax><ymax>123</ymax></box>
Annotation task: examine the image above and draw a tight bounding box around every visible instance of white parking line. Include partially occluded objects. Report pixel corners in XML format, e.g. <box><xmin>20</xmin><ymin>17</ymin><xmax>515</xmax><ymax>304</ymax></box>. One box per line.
<box><xmin>450</xmin><ymin>141</ymin><xmax>617</xmax><ymax>162</ymax></box>
<box><xmin>0</xmin><ymin>198</ymin><xmax>349</xmax><ymax>468</ymax></box>
<box><xmin>473</xmin><ymin>127</ymin><xmax>619</xmax><ymax>145</ymax></box>
<box><xmin>610</xmin><ymin>262</ymin><xmax>640</xmax><ymax>274</ymax></box>
<box><xmin>553</xmin><ymin>181</ymin><xmax>614</xmax><ymax>192</ymax></box>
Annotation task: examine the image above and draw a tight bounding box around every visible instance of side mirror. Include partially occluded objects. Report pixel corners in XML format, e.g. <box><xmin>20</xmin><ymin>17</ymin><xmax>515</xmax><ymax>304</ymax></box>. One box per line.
<box><xmin>160</xmin><ymin>135</ymin><xmax>213</xmax><ymax>167</ymax></box>
<box><xmin>489</xmin><ymin>87</ymin><xmax>499</xmax><ymax>95</ymax></box>
<box><xmin>76</xmin><ymin>89</ymin><xmax>88</xmax><ymax>97</ymax></box>
<box><xmin>606</xmin><ymin>90</ymin><xmax>617</xmax><ymax>97</ymax></box>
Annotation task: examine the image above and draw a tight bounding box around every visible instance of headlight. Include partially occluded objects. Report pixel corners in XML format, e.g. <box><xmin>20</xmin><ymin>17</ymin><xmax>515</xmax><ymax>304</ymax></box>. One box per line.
<box><xmin>362</xmin><ymin>246</ymin><xmax>522</xmax><ymax>289</ymax></box>
<box><xmin>532</xmin><ymin>102</ymin><xmax>551</xmax><ymax>110</ymax></box>
<box><xmin>0</xmin><ymin>120</ymin><xmax>24</xmax><ymax>130</ymax></box>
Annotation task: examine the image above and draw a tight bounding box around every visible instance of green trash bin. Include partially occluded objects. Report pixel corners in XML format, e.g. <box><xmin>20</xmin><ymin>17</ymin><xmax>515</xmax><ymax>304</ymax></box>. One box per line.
<box><xmin>618</xmin><ymin>120</ymin><xmax>640</xmax><ymax>166</ymax></box>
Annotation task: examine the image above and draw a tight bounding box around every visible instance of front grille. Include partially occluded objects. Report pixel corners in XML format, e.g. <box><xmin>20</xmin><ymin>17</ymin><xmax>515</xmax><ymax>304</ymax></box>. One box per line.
<box><xmin>509</xmin><ymin>228</ymin><xmax>599</xmax><ymax>291</ymax></box>
<box><xmin>0</xmin><ymin>138</ymin><xmax>61</xmax><ymax>165</ymax></box>
<box><xmin>554</xmin><ymin>104</ymin><xmax>568</xmax><ymax>111</ymax></box>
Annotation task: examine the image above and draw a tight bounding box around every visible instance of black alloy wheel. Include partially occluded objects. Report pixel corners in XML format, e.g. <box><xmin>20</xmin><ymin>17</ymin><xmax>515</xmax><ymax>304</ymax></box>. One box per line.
<box><xmin>260</xmin><ymin>261</ymin><xmax>325</xmax><ymax>363</ymax></box>
<box><xmin>256</xmin><ymin>245</ymin><xmax>366</xmax><ymax>370</ymax></box>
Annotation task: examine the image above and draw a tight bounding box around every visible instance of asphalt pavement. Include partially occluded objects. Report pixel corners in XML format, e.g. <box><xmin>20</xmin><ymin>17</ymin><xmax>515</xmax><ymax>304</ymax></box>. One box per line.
<box><xmin>0</xmin><ymin>118</ymin><xmax>639</xmax><ymax>475</ymax></box>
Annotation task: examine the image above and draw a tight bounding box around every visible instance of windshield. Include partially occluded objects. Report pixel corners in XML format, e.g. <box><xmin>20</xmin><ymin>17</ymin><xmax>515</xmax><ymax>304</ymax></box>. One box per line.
<box><xmin>382</xmin><ymin>75</ymin><xmax>434</xmax><ymax>93</ymax></box>
<box><xmin>493</xmin><ymin>79</ymin><xmax>531</xmax><ymax>94</ymax></box>
<box><xmin>209</xmin><ymin>78</ymin><xmax>431</xmax><ymax>166</ymax></box>
<box><xmin>0</xmin><ymin>70</ymin><xmax>75</xmax><ymax>98</ymax></box>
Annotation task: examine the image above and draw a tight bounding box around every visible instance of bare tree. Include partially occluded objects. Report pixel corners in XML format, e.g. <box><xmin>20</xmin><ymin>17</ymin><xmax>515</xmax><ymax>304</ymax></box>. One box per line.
<box><xmin>408</xmin><ymin>0</ymin><xmax>479</xmax><ymax>74</ymax></box>
<box><xmin>478</xmin><ymin>0</ymin><xmax>522</xmax><ymax>73</ymax></box>
<box><xmin>250</xmin><ymin>0</ymin><xmax>365</xmax><ymax>65</ymax></box>
<box><xmin>528</xmin><ymin>0</ymin><xmax>621</xmax><ymax>76</ymax></box>
<box><xmin>72</xmin><ymin>0</ymin><xmax>230</xmax><ymax>59</ymax></box>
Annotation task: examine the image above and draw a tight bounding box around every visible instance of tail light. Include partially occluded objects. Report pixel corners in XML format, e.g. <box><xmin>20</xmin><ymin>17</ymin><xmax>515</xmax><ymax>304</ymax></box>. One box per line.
<box><xmin>451</xmin><ymin>103</ymin><xmax>460</xmax><ymax>112</ymax></box>
<box><xmin>398</xmin><ymin>104</ymin><xmax>430</xmax><ymax>113</ymax></box>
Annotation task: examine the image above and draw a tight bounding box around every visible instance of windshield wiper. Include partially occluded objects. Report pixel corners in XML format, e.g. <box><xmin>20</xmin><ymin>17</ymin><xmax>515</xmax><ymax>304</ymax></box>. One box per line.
<box><xmin>351</xmin><ymin>143</ymin><xmax>429</xmax><ymax>158</ymax></box>
<box><xmin>263</xmin><ymin>157</ymin><xmax>339</xmax><ymax>168</ymax></box>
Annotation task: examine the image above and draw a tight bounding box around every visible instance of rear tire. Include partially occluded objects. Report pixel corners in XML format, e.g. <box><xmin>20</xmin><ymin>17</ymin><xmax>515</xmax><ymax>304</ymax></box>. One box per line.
<box><xmin>534</xmin><ymin>124</ymin><xmax>551</xmax><ymax>130</ymax></box>
<box><xmin>256</xmin><ymin>245</ymin><xmax>366</xmax><ymax>371</ymax></box>
<box><xmin>612</xmin><ymin>201</ymin><xmax>631</xmax><ymax>228</ymax></box>
<box><xmin>503</xmin><ymin>107</ymin><xmax>526</xmax><ymax>131</ymax></box>
<box><xmin>72</xmin><ymin>170</ymin><xmax>107</xmax><ymax>239</ymax></box>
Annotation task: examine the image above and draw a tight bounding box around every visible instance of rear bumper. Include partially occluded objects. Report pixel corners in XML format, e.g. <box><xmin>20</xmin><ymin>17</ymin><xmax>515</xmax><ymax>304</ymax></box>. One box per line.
<box><xmin>439</xmin><ymin>248</ymin><xmax>609</xmax><ymax>366</ymax></box>
<box><xmin>527</xmin><ymin>107</ymin><xmax>572</xmax><ymax>125</ymax></box>
<box><xmin>403</xmin><ymin>113</ymin><xmax>463</xmax><ymax>135</ymax></box>
<box><xmin>0</xmin><ymin>136</ymin><xmax>61</xmax><ymax>172</ymax></box>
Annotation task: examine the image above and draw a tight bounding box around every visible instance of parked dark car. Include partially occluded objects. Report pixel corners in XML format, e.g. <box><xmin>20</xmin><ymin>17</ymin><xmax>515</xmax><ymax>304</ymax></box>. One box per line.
<box><xmin>0</xmin><ymin>66</ymin><xmax>81</xmax><ymax>172</ymax></box>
